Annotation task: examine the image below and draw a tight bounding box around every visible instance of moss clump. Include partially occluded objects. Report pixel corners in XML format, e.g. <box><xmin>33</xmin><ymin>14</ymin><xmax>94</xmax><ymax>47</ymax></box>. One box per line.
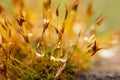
<box><xmin>0</xmin><ymin>0</ymin><xmax>104</xmax><ymax>79</ymax></box>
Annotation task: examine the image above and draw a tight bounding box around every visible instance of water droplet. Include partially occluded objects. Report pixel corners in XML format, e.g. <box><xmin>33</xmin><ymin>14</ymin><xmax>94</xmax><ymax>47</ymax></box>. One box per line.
<box><xmin>36</xmin><ymin>40</ymin><xmax>45</xmax><ymax>57</ymax></box>
<box><xmin>28</xmin><ymin>33</ymin><xmax>33</xmax><ymax>37</ymax></box>
<box><xmin>36</xmin><ymin>52</ymin><xmax>44</xmax><ymax>57</ymax></box>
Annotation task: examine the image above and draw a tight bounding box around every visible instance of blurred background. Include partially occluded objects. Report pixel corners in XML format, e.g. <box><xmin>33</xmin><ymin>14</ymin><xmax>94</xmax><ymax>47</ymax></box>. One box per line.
<box><xmin>1</xmin><ymin>0</ymin><xmax>120</xmax><ymax>36</ymax></box>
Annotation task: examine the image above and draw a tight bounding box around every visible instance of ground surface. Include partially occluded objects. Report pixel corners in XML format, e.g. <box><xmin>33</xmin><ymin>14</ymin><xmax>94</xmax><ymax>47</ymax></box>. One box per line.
<box><xmin>73</xmin><ymin>46</ymin><xmax>120</xmax><ymax>80</ymax></box>
<box><xmin>74</xmin><ymin>69</ymin><xmax>120</xmax><ymax>80</ymax></box>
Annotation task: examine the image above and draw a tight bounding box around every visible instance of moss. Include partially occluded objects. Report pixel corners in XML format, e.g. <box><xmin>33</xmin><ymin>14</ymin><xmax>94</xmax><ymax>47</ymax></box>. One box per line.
<box><xmin>0</xmin><ymin>0</ymin><xmax>104</xmax><ymax>79</ymax></box>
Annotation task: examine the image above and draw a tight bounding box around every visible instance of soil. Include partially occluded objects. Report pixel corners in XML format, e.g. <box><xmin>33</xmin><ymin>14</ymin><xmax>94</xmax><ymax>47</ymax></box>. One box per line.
<box><xmin>73</xmin><ymin>69</ymin><xmax>120</xmax><ymax>80</ymax></box>
<box><xmin>73</xmin><ymin>46</ymin><xmax>120</xmax><ymax>80</ymax></box>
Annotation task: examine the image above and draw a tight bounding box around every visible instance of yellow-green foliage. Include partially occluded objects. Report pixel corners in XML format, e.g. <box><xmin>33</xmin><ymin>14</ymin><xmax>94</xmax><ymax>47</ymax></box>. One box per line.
<box><xmin>0</xmin><ymin>0</ymin><xmax>103</xmax><ymax>79</ymax></box>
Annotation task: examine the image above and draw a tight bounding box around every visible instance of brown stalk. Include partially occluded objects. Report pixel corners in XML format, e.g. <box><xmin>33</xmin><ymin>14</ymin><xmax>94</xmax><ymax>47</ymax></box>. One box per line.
<box><xmin>65</xmin><ymin>5</ymin><xmax>68</xmax><ymax>20</ymax></box>
<box><xmin>4</xmin><ymin>18</ymin><xmax>12</xmax><ymax>38</ymax></box>
<box><xmin>22</xmin><ymin>33</ymin><xmax>29</xmax><ymax>43</ymax></box>
<box><xmin>9</xmin><ymin>29</ymin><xmax>11</xmax><ymax>38</ymax></box>
<box><xmin>95</xmin><ymin>16</ymin><xmax>104</xmax><ymax>26</ymax></box>
<box><xmin>87</xmin><ymin>2</ymin><xmax>93</xmax><ymax>18</ymax></box>
<box><xmin>87</xmin><ymin>40</ymin><xmax>102</xmax><ymax>56</ymax></box>
<box><xmin>43</xmin><ymin>0</ymin><xmax>51</xmax><ymax>10</ymax></box>
<box><xmin>54</xmin><ymin>27</ymin><xmax>59</xmax><ymax>34</ymax></box>
<box><xmin>0</xmin><ymin>4</ymin><xmax>4</xmax><ymax>13</ymax></box>
<box><xmin>16</xmin><ymin>11</ymin><xmax>25</xmax><ymax>26</ymax></box>
<box><xmin>42</xmin><ymin>20</ymin><xmax>50</xmax><ymax>33</ymax></box>
<box><xmin>57</xmin><ymin>23</ymin><xmax>65</xmax><ymax>43</ymax></box>
<box><xmin>3</xmin><ymin>63</ymin><xmax>7</xmax><ymax>80</ymax></box>
<box><xmin>0</xmin><ymin>22</ymin><xmax>7</xmax><ymax>31</ymax></box>
<box><xmin>51</xmin><ymin>23</ymin><xmax>65</xmax><ymax>60</ymax></box>
<box><xmin>55</xmin><ymin>62</ymin><xmax>66</xmax><ymax>78</ymax></box>
<box><xmin>56</xmin><ymin>4</ymin><xmax>60</xmax><ymax>16</ymax></box>
<box><xmin>72</xmin><ymin>0</ymin><xmax>80</xmax><ymax>11</ymax></box>
<box><xmin>4</xmin><ymin>18</ymin><xmax>12</xmax><ymax>27</ymax></box>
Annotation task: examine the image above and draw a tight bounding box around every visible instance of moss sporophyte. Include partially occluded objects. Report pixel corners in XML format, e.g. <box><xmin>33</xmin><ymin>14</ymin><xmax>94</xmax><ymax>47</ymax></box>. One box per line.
<box><xmin>0</xmin><ymin>0</ymin><xmax>104</xmax><ymax>79</ymax></box>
